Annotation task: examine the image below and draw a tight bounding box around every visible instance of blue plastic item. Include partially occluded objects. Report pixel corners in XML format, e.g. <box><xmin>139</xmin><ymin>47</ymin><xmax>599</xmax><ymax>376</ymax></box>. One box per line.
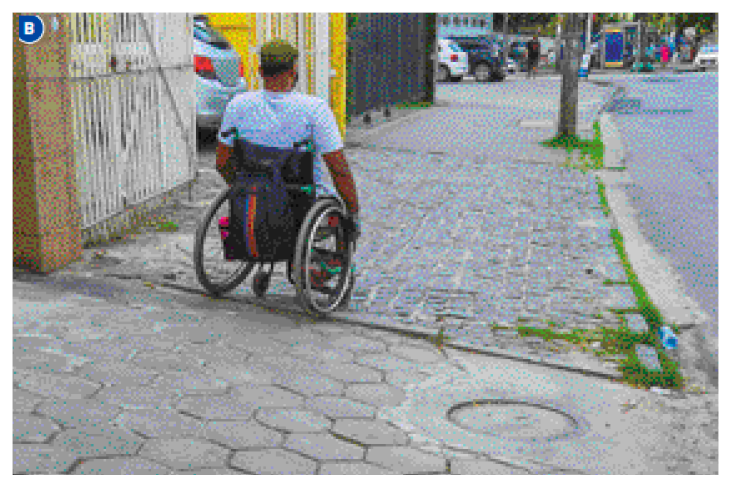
<box><xmin>658</xmin><ymin>326</ymin><xmax>678</xmax><ymax>350</ymax></box>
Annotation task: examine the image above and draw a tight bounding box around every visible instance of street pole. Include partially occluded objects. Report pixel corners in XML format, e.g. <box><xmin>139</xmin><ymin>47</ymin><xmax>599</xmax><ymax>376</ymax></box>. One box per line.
<box><xmin>557</xmin><ymin>13</ymin><xmax>580</xmax><ymax>139</ymax></box>
<box><xmin>555</xmin><ymin>15</ymin><xmax>562</xmax><ymax>73</ymax></box>
<box><xmin>502</xmin><ymin>13</ymin><xmax>510</xmax><ymax>66</ymax></box>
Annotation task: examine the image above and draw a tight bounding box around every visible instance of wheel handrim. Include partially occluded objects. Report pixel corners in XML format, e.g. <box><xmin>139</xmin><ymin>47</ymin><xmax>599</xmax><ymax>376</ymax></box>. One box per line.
<box><xmin>194</xmin><ymin>189</ymin><xmax>254</xmax><ymax>295</ymax></box>
<box><xmin>295</xmin><ymin>204</ymin><xmax>353</xmax><ymax>315</ymax></box>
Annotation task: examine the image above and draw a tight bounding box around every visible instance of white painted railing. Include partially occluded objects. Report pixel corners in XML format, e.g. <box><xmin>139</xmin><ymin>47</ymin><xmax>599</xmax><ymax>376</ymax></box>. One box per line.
<box><xmin>67</xmin><ymin>13</ymin><xmax>195</xmax><ymax>234</ymax></box>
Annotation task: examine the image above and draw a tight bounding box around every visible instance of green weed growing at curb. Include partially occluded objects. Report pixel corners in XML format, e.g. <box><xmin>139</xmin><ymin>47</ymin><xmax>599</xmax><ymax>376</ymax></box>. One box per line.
<box><xmin>608</xmin><ymin>228</ymin><xmax>685</xmax><ymax>389</ymax></box>
<box><xmin>541</xmin><ymin>120</ymin><xmax>605</xmax><ymax>170</ymax></box>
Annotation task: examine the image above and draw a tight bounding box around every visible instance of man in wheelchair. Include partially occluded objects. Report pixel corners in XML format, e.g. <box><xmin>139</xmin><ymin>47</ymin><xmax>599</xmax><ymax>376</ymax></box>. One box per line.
<box><xmin>214</xmin><ymin>39</ymin><xmax>360</xmax><ymax>292</ymax></box>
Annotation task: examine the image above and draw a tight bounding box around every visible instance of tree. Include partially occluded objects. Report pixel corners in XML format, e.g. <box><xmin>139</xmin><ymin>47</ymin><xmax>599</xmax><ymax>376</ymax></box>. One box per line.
<box><xmin>557</xmin><ymin>13</ymin><xmax>582</xmax><ymax>138</ymax></box>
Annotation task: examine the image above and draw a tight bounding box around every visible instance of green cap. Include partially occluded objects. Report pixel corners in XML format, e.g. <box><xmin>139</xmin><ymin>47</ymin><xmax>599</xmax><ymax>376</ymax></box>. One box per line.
<box><xmin>259</xmin><ymin>39</ymin><xmax>299</xmax><ymax>67</ymax></box>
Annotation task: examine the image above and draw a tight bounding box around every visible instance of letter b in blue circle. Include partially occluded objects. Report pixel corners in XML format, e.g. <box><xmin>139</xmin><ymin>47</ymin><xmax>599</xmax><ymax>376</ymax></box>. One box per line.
<box><xmin>19</xmin><ymin>15</ymin><xmax>45</xmax><ymax>44</ymax></box>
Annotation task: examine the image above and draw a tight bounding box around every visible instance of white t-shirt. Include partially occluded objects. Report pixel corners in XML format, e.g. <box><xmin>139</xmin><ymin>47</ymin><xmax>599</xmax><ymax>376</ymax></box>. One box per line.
<box><xmin>218</xmin><ymin>90</ymin><xmax>343</xmax><ymax>197</ymax></box>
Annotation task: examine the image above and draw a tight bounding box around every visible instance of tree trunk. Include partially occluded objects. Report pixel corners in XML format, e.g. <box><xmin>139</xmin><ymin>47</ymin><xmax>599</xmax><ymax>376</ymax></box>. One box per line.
<box><xmin>557</xmin><ymin>13</ymin><xmax>580</xmax><ymax>138</ymax></box>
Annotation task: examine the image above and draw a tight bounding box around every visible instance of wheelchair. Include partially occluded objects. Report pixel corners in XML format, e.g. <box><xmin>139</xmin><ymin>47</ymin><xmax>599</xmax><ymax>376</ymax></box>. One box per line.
<box><xmin>193</xmin><ymin>131</ymin><xmax>356</xmax><ymax>317</ymax></box>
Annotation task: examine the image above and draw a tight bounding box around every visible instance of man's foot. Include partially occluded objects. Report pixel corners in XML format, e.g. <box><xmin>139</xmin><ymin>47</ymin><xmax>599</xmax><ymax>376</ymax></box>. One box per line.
<box><xmin>309</xmin><ymin>257</ymin><xmax>343</xmax><ymax>288</ymax></box>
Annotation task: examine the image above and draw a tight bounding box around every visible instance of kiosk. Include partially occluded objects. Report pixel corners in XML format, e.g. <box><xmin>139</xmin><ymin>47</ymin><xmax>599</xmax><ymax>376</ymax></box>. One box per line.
<box><xmin>601</xmin><ymin>21</ymin><xmax>639</xmax><ymax>69</ymax></box>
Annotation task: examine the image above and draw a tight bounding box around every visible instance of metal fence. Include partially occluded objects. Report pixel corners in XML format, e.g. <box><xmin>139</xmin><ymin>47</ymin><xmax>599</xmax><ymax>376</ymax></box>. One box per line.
<box><xmin>347</xmin><ymin>13</ymin><xmax>433</xmax><ymax>118</ymax></box>
<box><xmin>67</xmin><ymin>13</ymin><xmax>195</xmax><ymax>239</ymax></box>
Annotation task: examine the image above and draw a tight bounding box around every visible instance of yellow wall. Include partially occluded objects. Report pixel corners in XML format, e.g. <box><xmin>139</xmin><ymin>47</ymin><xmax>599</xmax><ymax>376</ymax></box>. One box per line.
<box><xmin>205</xmin><ymin>12</ymin><xmax>347</xmax><ymax>138</ymax></box>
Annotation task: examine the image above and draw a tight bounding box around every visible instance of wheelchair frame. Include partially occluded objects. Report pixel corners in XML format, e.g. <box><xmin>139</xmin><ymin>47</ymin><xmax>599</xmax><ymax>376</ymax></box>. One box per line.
<box><xmin>193</xmin><ymin>131</ymin><xmax>356</xmax><ymax>317</ymax></box>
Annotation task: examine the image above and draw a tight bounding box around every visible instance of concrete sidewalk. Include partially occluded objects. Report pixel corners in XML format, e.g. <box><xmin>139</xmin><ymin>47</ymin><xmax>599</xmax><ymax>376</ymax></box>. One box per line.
<box><xmin>13</xmin><ymin>77</ymin><xmax>718</xmax><ymax>474</ymax></box>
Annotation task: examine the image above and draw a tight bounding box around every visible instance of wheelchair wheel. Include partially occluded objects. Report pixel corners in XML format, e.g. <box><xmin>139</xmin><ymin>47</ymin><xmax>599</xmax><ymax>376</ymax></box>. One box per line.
<box><xmin>193</xmin><ymin>187</ymin><xmax>255</xmax><ymax>296</ymax></box>
<box><xmin>293</xmin><ymin>198</ymin><xmax>356</xmax><ymax>316</ymax></box>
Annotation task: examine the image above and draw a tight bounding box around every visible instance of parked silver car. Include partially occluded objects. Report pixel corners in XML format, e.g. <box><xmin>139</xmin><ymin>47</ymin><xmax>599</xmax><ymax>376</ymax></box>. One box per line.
<box><xmin>194</xmin><ymin>15</ymin><xmax>248</xmax><ymax>130</ymax></box>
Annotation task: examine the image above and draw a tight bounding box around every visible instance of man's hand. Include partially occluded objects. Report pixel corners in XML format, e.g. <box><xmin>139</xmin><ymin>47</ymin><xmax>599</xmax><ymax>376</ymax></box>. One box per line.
<box><xmin>215</xmin><ymin>142</ymin><xmax>235</xmax><ymax>186</ymax></box>
<box><xmin>346</xmin><ymin>213</ymin><xmax>361</xmax><ymax>241</ymax></box>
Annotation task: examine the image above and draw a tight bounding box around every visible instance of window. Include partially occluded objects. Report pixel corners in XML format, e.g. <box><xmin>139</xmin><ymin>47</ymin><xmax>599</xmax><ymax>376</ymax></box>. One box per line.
<box><xmin>472</xmin><ymin>18</ymin><xmax>478</xmax><ymax>27</ymax></box>
<box><xmin>442</xmin><ymin>16</ymin><xmax>449</xmax><ymax>26</ymax></box>
<box><xmin>453</xmin><ymin>16</ymin><xmax>460</xmax><ymax>26</ymax></box>
<box><xmin>480</xmin><ymin>19</ymin><xmax>486</xmax><ymax>28</ymax></box>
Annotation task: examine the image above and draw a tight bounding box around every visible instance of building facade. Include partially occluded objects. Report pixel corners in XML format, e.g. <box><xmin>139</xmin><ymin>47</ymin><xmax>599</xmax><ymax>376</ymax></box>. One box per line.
<box><xmin>437</xmin><ymin>13</ymin><xmax>494</xmax><ymax>37</ymax></box>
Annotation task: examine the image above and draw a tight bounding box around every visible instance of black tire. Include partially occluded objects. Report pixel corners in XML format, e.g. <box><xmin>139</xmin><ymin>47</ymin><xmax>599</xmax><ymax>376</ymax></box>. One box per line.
<box><xmin>448</xmin><ymin>75</ymin><xmax>463</xmax><ymax>83</ymax></box>
<box><xmin>252</xmin><ymin>271</ymin><xmax>270</xmax><ymax>298</ymax></box>
<box><xmin>437</xmin><ymin>65</ymin><xmax>450</xmax><ymax>83</ymax></box>
<box><xmin>474</xmin><ymin>63</ymin><xmax>492</xmax><ymax>82</ymax></box>
<box><xmin>193</xmin><ymin>187</ymin><xmax>255</xmax><ymax>296</ymax></box>
<box><xmin>292</xmin><ymin>198</ymin><xmax>356</xmax><ymax>317</ymax></box>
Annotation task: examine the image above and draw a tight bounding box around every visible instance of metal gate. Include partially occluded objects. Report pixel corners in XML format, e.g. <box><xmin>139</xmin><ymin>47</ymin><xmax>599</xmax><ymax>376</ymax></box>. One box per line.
<box><xmin>67</xmin><ymin>13</ymin><xmax>195</xmax><ymax>238</ymax></box>
<box><xmin>347</xmin><ymin>13</ymin><xmax>430</xmax><ymax>117</ymax></box>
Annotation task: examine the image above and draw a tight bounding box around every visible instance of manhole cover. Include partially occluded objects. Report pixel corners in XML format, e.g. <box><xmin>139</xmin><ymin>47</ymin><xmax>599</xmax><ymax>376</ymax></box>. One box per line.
<box><xmin>448</xmin><ymin>400</ymin><xmax>577</xmax><ymax>441</ymax></box>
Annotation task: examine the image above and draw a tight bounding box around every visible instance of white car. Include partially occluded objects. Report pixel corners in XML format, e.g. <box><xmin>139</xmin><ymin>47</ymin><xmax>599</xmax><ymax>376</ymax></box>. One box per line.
<box><xmin>694</xmin><ymin>44</ymin><xmax>718</xmax><ymax>70</ymax></box>
<box><xmin>437</xmin><ymin>38</ymin><xmax>468</xmax><ymax>82</ymax></box>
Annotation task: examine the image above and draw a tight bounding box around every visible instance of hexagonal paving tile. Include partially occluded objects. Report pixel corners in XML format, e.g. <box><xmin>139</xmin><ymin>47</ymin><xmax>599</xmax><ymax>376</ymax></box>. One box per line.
<box><xmin>76</xmin><ymin>362</ymin><xmax>159</xmax><ymax>387</ymax></box>
<box><xmin>131</xmin><ymin>350</ymin><xmax>204</xmax><ymax>372</ymax></box>
<box><xmin>450</xmin><ymin>458</ymin><xmax>531</xmax><ymax>475</ymax></box>
<box><xmin>35</xmin><ymin>398</ymin><xmax>121</xmax><ymax>429</ymax></box>
<box><xmin>17</xmin><ymin>371</ymin><xmax>101</xmax><ymax>399</ymax></box>
<box><xmin>356</xmin><ymin>354</ymin><xmax>424</xmax><ymax>374</ymax></box>
<box><xmin>70</xmin><ymin>457</ymin><xmax>173</xmax><ymax>475</ymax></box>
<box><xmin>13</xmin><ymin>389</ymin><xmax>45</xmax><ymax>414</ymax></box>
<box><xmin>304</xmin><ymin>396</ymin><xmax>376</xmax><ymax>419</ymax></box>
<box><xmin>344</xmin><ymin>383</ymin><xmax>407</xmax><ymax>408</ymax></box>
<box><xmin>176</xmin><ymin>394</ymin><xmax>256</xmax><ymax>421</ymax></box>
<box><xmin>274</xmin><ymin>373</ymin><xmax>344</xmax><ymax>397</ymax></box>
<box><xmin>13</xmin><ymin>349</ymin><xmax>84</xmax><ymax>374</ymax></box>
<box><xmin>328</xmin><ymin>335</ymin><xmax>389</xmax><ymax>354</ymax></box>
<box><xmin>94</xmin><ymin>385</ymin><xmax>180</xmax><ymax>410</ymax></box>
<box><xmin>384</xmin><ymin>370</ymin><xmax>431</xmax><ymax>387</ymax></box>
<box><xmin>173</xmin><ymin>468</ymin><xmax>250</xmax><ymax>475</ymax></box>
<box><xmin>150</xmin><ymin>371</ymin><xmax>228</xmax><ymax>395</ymax></box>
<box><xmin>14</xmin><ymin>414</ymin><xmax>61</xmax><ymax>443</ymax></box>
<box><xmin>201</xmin><ymin>420</ymin><xmax>283</xmax><ymax>449</ymax></box>
<box><xmin>157</xmin><ymin>325</ymin><xmax>227</xmax><ymax>344</ymax></box>
<box><xmin>289</xmin><ymin>342</ymin><xmax>355</xmax><ymax>363</ymax></box>
<box><xmin>230</xmin><ymin>449</ymin><xmax>317</xmax><ymax>475</ymax></box>
<box><xmin>389</xmin><ymin>345</ymin><xmax>445</xmax><ymax>364</ymax></box>
<box><xmin>332</xmin><ymin>419</ymin><xmax>409</xmax><ymax>446</ymax></box>
<box><xmin>318</xmin><ymin>462</ymin><xmax>399</xmax><ymax>475</ymax></box>
<box><xmin>306</xmin><ymin>360</ymin><xmax>384</xmax><ymax>384</ymax></box>
<box><xmin>14</xmin><ymin>444</ymin><xmax>79</xmax><ymax>474</ymax></box>
<box><xmin>255</xmin><ymin>408</ymin><xmax>331</xmax><ymax>433</ymax></box>
<box><xmin>232</xmin><ymin>384</ymin><xmax>305</xmax><ymax>409</ymax></box>
<box><xmin>205</xmin><ymin>361</ymin><xmax>279</xmax><ymax>386</ymax></box>
<box><xmin>138</xmin><ymin>438</ymin><xmax>229</xmax><ymax>471</ymax></box>
<box><xmin>116</xmin><ymin>409</ymin><xmax>205</xmax><ymax>438</ymax></box>
<box><xmin>51</xmin><ymin>425</ymin><xmax>144</xmax><ymax>458</ymax></box>
<box><xmin>225</xmin><ymin>334</ymin><xmax>293</xmax><ymax>356</ymax></box>
<box><xmin>284</xmin><ymin>432</ymin><xmax>365</xmax><ymax>461</ymax></box>
<box><xmin>366</xmin><ymin>446</ymin><xmax>448</xmax><ymax>474</ymax></box>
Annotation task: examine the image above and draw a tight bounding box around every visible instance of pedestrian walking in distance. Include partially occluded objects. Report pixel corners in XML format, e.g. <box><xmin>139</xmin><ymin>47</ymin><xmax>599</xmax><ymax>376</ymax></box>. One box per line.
<box><xmin>661</xmin><ymin>43</ymin><xmax>670</xmax><ymax>68</ymax></box>
<box><xmin>526</xmin><ymin>36</ymin><xmax>541</xmax><ymax>79</ymax></box>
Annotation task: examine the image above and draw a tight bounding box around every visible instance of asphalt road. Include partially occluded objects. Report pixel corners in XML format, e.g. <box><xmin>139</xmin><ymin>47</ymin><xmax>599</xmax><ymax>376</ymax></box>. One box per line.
<box><xmin>597</xmin><ymin>72</ymin><xmax>718</xmax><ymax>385</ymax></box>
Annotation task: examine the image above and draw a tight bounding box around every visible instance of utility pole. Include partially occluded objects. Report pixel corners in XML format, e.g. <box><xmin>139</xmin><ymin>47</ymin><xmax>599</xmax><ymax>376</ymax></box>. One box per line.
<box><xmin>557</xmin><ymin>13</ymin><xmax>581</xmax><ymax>138</ymax></box>
<box><xmin>502</xmin><ymin>13</ymin><xmax>510</xmax><ymax>66</ymax></box>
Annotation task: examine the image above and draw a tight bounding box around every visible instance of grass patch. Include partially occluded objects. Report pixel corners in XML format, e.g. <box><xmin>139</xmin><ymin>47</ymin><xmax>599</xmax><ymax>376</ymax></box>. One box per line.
<box><xmin>541</xmin><ymin>120</ymin><xmax>605</xmax><ymax>170</ymax></box>
<box><xmin>393</xmin><ymin>100</ymin><xmax>434</xmax><ymax>109</ymax></box>
<box><xmin>608</xmin><ymin>227</ymin><xmax>685</xmax><ymax>389</ymax></box>
<box><xmin>596</xmin><ymin>178</ymin><xmax>611</xmax><ymax>217</ymax></box>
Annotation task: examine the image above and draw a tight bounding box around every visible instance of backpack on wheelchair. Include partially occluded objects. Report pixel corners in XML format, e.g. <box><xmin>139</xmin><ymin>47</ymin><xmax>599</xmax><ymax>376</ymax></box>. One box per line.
<box><xmin>193</xmin><ymin>127</ymin><xmax>357</xmax><ymax>317</ymax></box>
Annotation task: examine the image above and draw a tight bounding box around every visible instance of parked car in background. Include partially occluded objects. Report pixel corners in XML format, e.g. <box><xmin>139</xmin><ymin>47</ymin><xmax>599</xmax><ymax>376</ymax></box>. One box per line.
<box><xmin>437</xmin><ymin>37</ymin><xmax>469</xmax><ymax>82</ymax></box>
<box><xmin>694</xmin><ymin>43</ymin><xmax>718</xmax><ymax>70</ymax></box>
<box><xmin>194</xmin><ymin>14</ymin><xmax>248</xmax><ymax>131</ymax></box>
<box><xmin>447</xmin><ymin>36</ymin><xmax>505</xmax><ymax>82</ymax></box>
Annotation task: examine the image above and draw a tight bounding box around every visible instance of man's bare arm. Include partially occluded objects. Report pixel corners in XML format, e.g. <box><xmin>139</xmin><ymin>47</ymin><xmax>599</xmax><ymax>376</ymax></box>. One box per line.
<box><xmin>322</xmin><ymin>149</ymin><xmax>359</xmax><ymax>215</ymax></box>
